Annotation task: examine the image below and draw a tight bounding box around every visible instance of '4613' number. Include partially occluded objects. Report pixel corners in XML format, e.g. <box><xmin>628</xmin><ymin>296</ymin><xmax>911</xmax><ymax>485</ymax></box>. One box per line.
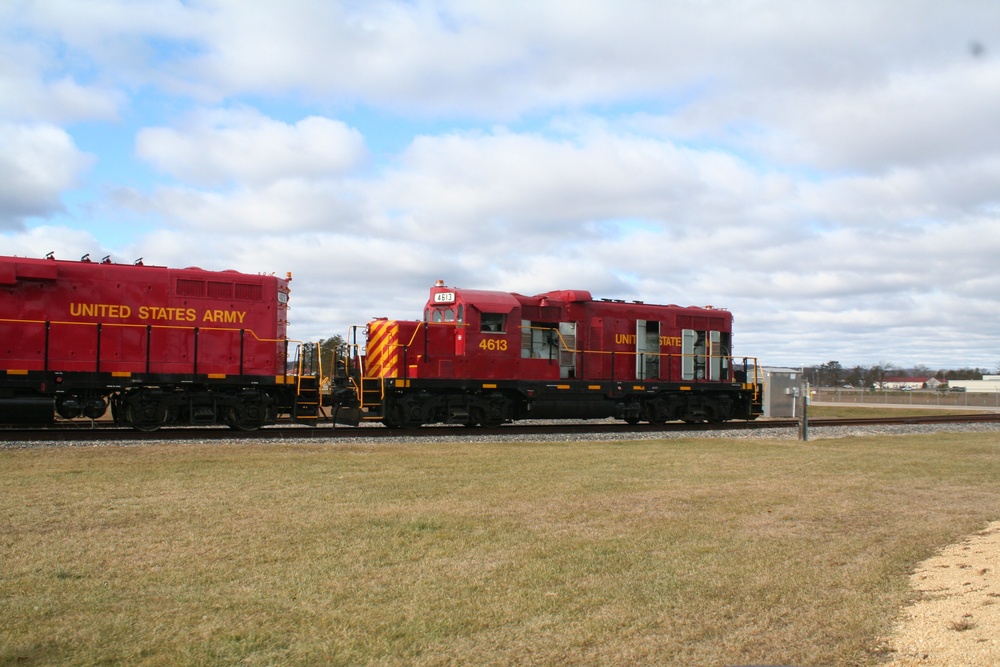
<box><xmin>479</xmin><ymin>338</ymin><xmax>508</xmax><ymax>352</ymax></box>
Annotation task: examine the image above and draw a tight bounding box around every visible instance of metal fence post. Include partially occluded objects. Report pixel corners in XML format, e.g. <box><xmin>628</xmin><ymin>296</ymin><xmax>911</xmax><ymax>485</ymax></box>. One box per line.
<box><xmin>798</xmin><ymin>380</ymin><xmax>809</xmax><ymax>441</ymax></box>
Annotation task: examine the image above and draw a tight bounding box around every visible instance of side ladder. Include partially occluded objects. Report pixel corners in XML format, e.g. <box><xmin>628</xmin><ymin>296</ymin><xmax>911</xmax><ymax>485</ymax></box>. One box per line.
<box><xmin>358</xmin><ymin>377</ymin><xmax>386</xmax><ymax>421</ymax></box>
<box><xmin>293</xmin><ymin>374</ymin><xmax>322</xmax><ymax>424</ymax></box>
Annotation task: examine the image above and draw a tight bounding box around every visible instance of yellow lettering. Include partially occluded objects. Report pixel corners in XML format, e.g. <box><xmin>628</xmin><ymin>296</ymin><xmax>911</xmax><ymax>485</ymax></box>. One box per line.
<box><xmin>201</xmin><ymin>309</ymin><xmax>246</xmax><ymax>324</ymax></box>
<box><xmin>186</xmin><ymin>308</ymin><xmax>197</xmax><ymax>322</ymax></box>
<box><xmin>70</xmin><ymin>303</ymin><xmax>133</xmax><ymax>319</ymax></box>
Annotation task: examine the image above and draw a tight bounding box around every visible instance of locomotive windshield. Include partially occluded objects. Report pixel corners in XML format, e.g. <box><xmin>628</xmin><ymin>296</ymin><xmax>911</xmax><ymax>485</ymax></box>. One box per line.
<box><xmin>425</xmin><ymin>305</ymin><xmax>463</xmax><ymax>323</ymax></box>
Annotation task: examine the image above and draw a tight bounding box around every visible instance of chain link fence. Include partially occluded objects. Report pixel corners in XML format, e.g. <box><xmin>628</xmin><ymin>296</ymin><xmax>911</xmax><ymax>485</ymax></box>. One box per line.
<box><xmin>811</xmin><ymin>387</ymin><xmax>1000</xmax><ymax>409</ymax></box>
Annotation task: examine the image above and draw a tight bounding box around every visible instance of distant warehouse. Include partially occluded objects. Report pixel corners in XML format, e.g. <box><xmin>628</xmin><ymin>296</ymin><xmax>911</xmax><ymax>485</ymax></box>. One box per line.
<box><xmin>948</xmin><ymin>375</ymin><xmax>1000</xmax><ymax>393</ymax></box>
<box><xmin>876</xmin><ymin>376</ymin><xmax>939</xmax><ymax>390</ymax></box>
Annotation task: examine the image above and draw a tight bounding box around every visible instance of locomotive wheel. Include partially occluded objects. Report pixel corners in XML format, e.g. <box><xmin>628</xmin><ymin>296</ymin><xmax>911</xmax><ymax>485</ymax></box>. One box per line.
<box><xmin>643</xmin><ymin>401</ymin><xmax>667</xmax><ymax>425</ymax></box>
<box><xmin>225</xmin><ymin>397</ymin><xmax>266</xmax><ymax>431</ymax></box>
<box><xmin>125</xmin><ymin>406</ymin><xmax>167</xmax><ymax>433</ymax></box>
<box><xmin>482</xmin><ymin>394</ymin><xmax>509</xmax><ymax>427</ymax></box>
<box><xmin>465</xmin><ymin>406</ymin><xmax>485</xmax><ymax>428</ymax></box>
<box><xmin>225</xmin><ymin>407</ymin><xmax>260</xmax><ymax>431</ymax></box>
<box><xmin>124</xmin><ymin>399</ymin><xmax>167</xmax><ymax>432</ymax></box>
<box><xmin>382</xmin><ymin>403</ymin><xmax>407</xmax><ymax>429</ymax></box>
<box><xmin>381</xmin><ymin>397</ymin><xmax>422</xmax><ymax>428</ymax></box>
<box><xmin>704</xmin><ymin>403</ymin><xmax>724</xmax><ymax>424</ymax></box>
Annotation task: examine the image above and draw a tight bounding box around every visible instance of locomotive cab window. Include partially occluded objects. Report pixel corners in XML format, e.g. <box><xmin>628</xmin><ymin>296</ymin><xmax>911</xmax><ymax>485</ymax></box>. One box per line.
<box><xmin>480</xmin><ymin>312</ymin><xmax>505</xmax><ymax>333</ymax></box>
<box><xmin>427</xmin><ymin>305</ymin><xmax>462</xmax><ymax>324</ymax></box>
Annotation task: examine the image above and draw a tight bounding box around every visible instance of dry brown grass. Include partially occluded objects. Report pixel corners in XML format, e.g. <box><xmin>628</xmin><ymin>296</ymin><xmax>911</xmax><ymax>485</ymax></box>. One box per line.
<box><xmin>808</xmin><ymin>405</ymin><xmax>981</xmax><ymax>418</ymax></box>
<box><xmin>3</xmin><ymin>431</ymin><xmax>1000</xmax><ymax>666</ymax></box>
<box><xmin>807</xmin><ymin>404</ymin><xmax>988</xmax><ymax>419</ymax></box>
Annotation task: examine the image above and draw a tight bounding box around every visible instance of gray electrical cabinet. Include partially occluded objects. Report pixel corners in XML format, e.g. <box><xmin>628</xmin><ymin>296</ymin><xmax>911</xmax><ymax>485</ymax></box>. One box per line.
<box><xmin>760</xmin><ymin>367</ymin><xmax>801</xmax><ymax>418</ymax></box>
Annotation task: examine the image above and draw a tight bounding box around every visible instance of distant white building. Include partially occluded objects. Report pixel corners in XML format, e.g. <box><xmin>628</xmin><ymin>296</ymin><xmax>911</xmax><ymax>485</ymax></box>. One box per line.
<box><xmin>877</xmin><ymin>376</ymin><xmax>932</xmax><ymax>390</ymax></box>
<box><xmin>949</xmin><ymin>376</ymin><xmax>1000</xmax><ymax>393</ymax></box>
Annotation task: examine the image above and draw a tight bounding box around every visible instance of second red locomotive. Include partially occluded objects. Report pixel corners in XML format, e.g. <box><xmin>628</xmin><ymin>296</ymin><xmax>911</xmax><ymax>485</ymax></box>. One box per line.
<box><xmin>0</xmin><ymin>254</ymin><xmax>317</xmax><ymax>430</ymax></box>
<box><xmin>333</xmin><ymin>281</ymin><xmax>761</xmax><ymax>427</ymax></box>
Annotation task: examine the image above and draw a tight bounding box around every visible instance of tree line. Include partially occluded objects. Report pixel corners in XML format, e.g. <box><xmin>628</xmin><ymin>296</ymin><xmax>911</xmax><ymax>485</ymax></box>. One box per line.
<box><xmin>804</xmin><ymin>360</ymin><xmax>996</xmax><ymax>388</ymax></box>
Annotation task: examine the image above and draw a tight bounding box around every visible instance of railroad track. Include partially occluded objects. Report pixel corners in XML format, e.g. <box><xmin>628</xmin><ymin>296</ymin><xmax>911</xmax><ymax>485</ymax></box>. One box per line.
<box><xmin>3</xmin><ymin>412</ymin><xmax>1000</xmax><ymax>444</ymax></box>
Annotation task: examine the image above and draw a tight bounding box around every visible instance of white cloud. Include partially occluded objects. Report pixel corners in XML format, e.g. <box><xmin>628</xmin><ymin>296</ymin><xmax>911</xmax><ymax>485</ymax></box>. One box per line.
<box><xmin>87</xmin><ymin>106</ymin><xmax>1000</xmax><ymax>367</ymax></box>
<box><xmin>4</xmin><ymin>0</ymin><xmax>1000</xmax><ymax>369</ymax></box>
<box><xmin>138</xmin><ymin>179</ymin><xmax>365</xmax><ymax>234</ymax></box>
<box><xmin>136</xmin><ymin>109</ymin><xmax>368</xmax><ymax>187</ymax></box>
<box><xmin>0</xmin><ymin>50</ymin><xmax>121</xmax><ymax>123</ymax></box>
<box><xmin>370</xmin><ymin>128</ymin><xmax>797</xmax><ymax>238</ymax></box>
<box><xmin>0</xmin><ymin>123</ymin><xmax>94</xmax><ymax>228</ymax></box>
<box><xmin>0</xmin><ymin>225</ymin><xmax>104</xmax><ymax>260</ymax></box>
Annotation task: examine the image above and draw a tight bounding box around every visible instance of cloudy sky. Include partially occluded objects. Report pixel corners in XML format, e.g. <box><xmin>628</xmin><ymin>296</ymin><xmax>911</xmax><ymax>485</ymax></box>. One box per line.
<box><xmin>2</xmin><ymin>0</ymin><xmax>999</xmax><ymax>370</ymax></box>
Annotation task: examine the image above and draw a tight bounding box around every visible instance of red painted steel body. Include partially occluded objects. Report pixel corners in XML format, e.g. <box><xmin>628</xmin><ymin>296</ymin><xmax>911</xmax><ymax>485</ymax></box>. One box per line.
<box><xmin>349</xmin><ymin>282</ymin><xmax>760</xmax><ymax>427</ymax></box>
<box><xmin>0</xmin><ymin>255</ymin><xmax>300</xmax><ymax>429</ymax></box>
<box><xmin>0</xmin><ymin>255</ymin><xmax>289</xmax><ymax>376</ymax></box>
<box><xmin>365</xmin><ymin>284</ymin><xmax>737</xmax><ymax>384</ymax></box>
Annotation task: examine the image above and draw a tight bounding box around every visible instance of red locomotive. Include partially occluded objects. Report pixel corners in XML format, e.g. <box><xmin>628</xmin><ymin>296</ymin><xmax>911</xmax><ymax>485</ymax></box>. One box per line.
<box><xmin>0</xmin><ymin>254</ymin><xmax>317</xmax><ymax>430</ymax></box>
<box><xmin>1</xmin><ymin>255</ymin><xmax>762</xmax><ymax>430</ymax></box>
<box><xmin>334</xmin><ymin>281</ymin><xmax>762</xmax><ymax>427</ymax></box>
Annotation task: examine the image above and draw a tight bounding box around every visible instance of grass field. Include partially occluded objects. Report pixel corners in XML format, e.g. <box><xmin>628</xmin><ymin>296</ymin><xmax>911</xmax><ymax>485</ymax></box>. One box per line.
<box><xmin>3</xmin><ymin>431</ymin><xmax>1000</xmax><ymax>666</ymax></box>
<box><xmin>807</xmin><ymin>405</ymin><xmax>982</xmax><ymax>419</ymax></box>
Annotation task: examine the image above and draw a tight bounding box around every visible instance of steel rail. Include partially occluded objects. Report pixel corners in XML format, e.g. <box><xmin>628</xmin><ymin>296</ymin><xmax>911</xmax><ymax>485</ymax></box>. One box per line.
<box><xmin>3</xmin><ymin>412</ymin><xmax>1000</xmax><ymax>444</ymax></box>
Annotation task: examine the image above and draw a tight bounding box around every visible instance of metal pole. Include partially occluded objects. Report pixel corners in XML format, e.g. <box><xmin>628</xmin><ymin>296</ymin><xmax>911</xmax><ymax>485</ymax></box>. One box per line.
<box><xmin>798</xmin><ymin>379</ymin><xmax>809</xmax><ymax>441</ymax></box>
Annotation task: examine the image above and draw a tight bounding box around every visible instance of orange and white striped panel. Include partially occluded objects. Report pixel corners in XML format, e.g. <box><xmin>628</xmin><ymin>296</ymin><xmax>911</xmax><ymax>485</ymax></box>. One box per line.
<box><xmin>365</xmin><ymin>320</ymin><xmax>404</xmax><ymax>378</ymax></box>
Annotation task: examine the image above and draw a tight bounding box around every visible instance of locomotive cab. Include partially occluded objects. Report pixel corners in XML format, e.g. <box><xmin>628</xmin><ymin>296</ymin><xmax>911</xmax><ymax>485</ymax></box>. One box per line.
<box><xmin>427</xmin><ymin>282</ymin><xmax>520</xmax><ymax>367</ymax></box>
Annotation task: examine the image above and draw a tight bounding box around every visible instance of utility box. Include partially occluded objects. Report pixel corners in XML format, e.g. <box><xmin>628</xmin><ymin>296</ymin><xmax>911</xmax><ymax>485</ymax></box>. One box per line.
<box><xmin>761</xmin><ymin>367</ymin><xmax>800</xmax><ymax>418</ymax></box>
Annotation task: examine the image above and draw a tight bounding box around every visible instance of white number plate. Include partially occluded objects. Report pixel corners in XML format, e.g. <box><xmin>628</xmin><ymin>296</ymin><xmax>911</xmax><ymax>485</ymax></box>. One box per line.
<box><xmin>433</xmin><ymin>292</ymin><xmax>456</xmax><ymax>303</ymax></box>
